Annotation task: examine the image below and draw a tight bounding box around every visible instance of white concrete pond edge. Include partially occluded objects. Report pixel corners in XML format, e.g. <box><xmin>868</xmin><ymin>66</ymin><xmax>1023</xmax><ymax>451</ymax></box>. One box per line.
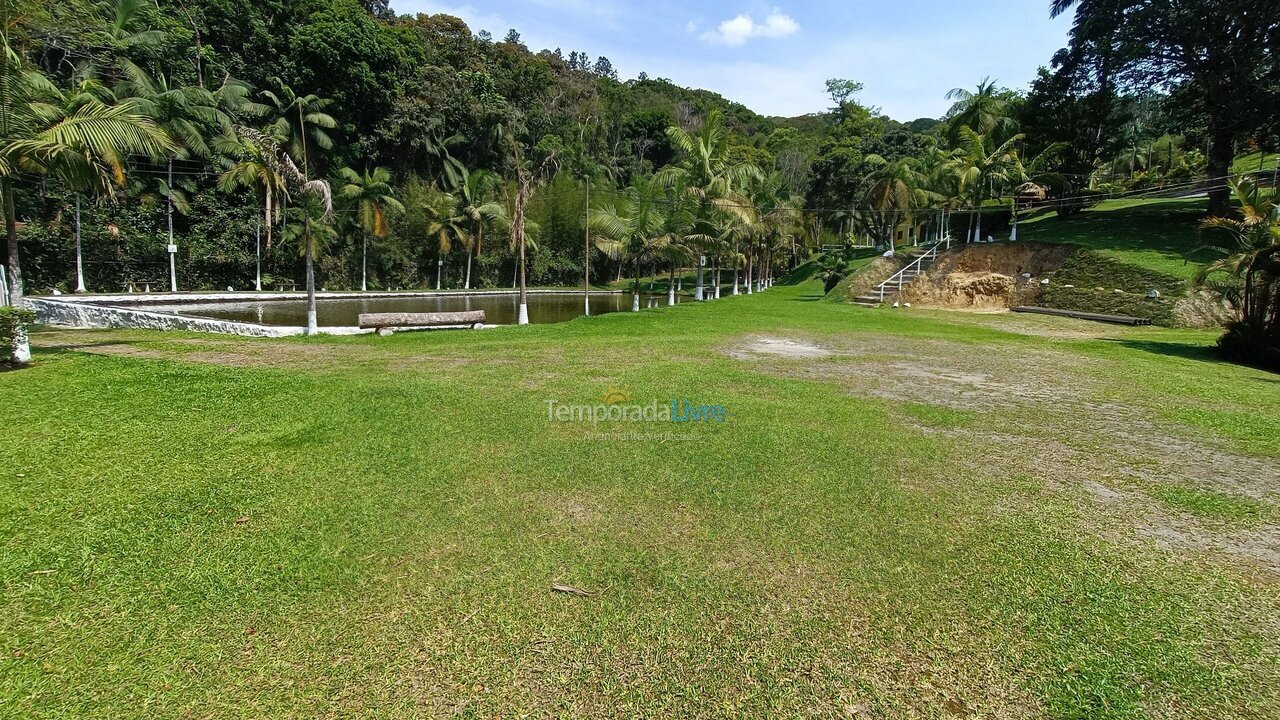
<box><xmin>28</xmin><ymin>290</ymin><xmax>623</xmax><ymax>338</ymax></box>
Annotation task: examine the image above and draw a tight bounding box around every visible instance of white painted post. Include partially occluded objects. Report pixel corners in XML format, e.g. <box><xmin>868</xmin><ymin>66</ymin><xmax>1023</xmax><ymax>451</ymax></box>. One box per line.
<box><xmin>74</xmin><ymin>195</ymin><xmax>86</xmax><ymax>293</ymax></box>
<box><xmin>167</xmin><ymin>160</ymin><xmax>177</xmax><ymax>293</ymax></box>
<box><xmin>255</xmin><ymin>222</ymin><xmax>262</xmax><ymax>292</ymax></box>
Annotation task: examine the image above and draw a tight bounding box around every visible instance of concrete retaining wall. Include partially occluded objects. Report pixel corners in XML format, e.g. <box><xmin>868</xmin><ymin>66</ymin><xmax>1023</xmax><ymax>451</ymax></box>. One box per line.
<box><xmin>29</xmin><ymin>298</ymin><xmax>311</xmax><ymax>337</ymax></box>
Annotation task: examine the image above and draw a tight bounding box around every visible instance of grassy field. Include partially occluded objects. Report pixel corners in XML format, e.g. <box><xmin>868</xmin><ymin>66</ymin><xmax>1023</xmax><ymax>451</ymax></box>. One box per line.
<box><xmin>1019</xmin><ymin>198</ymin><xmax>1216</xmax><ymax>281</ymax></box>
<box><xmin>2</xmin><ymin>276</ymin><xmax>1278</xmax><ymax>718</ymax></box>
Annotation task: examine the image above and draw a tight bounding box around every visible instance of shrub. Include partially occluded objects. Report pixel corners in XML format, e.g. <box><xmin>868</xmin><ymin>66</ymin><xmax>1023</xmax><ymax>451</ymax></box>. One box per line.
<box><xmin>0</xmin><ymin>306</ymin><xmax>35</xmax><ymax>364</ymax></box>
<box><xmin>1217</xmin><ymin>320</ymin><xmax>1280</xmax><ymax>373</ymax></box>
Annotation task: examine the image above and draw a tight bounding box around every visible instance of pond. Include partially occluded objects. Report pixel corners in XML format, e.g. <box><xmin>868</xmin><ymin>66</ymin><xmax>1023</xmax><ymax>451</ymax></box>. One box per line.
<box><xmin>140</xmin><ymin>292</ymin><xmax>683</xmax><ymax>327</ymax></box>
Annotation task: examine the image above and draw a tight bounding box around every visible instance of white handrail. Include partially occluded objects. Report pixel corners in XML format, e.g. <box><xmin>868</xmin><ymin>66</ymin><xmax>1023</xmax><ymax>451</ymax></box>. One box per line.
<box><xmin>875</xmin><ymin>240</ymin><xmax>945</xmax><ymax>302</ymax></box>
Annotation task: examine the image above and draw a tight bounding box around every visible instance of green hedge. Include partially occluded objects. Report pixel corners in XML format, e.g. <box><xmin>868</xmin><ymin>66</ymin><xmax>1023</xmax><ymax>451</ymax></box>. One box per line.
<box><xmin>0</xmin><ymin>306</ymin><xmax>34</xmax><ymax>364</ymax></box>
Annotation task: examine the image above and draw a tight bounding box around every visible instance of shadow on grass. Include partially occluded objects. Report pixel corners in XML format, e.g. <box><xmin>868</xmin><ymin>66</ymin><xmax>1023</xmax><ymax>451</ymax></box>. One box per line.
<box><xmin>1110</xmin><ymin>338</ymin><xmax>1280</xmax><ymax>377</ymax></box>
<box><xmin>1105</xmin><ymin>338</ymin><xmax>1224</xmax><ymax>364</ymax></box>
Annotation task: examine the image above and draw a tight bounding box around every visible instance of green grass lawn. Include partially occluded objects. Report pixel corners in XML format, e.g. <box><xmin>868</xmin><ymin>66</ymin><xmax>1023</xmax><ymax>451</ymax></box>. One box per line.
<box><xmin>1232</xmin><ymin>151</ymin><xmax>1280</xmax><ymax>176</ymax></box>
<box><xmin>1020</xmin><ymin>198</ymin><xmax>1216</xmax><ymax>281</ymax></box>
<box><xmin>2</xmin><ymin>278</ymin><xmax>1278</xmax><ymax>718</ymax></box>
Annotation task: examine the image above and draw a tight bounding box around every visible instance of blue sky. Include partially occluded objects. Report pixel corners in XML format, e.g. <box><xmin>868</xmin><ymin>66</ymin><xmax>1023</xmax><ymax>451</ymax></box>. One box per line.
<box><xmin>391</xmin><ymin>1</ymin><xmax>1072</xmax><ymax>121</ymax></box>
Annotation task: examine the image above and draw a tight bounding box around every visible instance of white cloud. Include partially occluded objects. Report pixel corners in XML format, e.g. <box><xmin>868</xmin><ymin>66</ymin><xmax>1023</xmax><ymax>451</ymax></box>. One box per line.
<box><xmin>700</xmin><ymin>8</ymin><xmax>799</xmax><ymax>46</ymax></box>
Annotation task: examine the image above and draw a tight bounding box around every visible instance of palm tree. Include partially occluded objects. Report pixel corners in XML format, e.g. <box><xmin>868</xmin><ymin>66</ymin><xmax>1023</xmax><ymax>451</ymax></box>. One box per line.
<box><xmin>945</xmin><ymin>78</ymin><xmax>1018</xmax><ymax>145</ymax></box>
<box><xmin>659</xmin><ymin>108</ymin><xmax>762</xmax><ymax>300</ymax></box>
<box><xmin>503</xmin><ymin>134</ymin><xmax>558</xmax><ymax>325</ymax></box>
<box><xmin>747</xmin><ymin>174</ymin><xmax>800</xmax><ymax>290</ymax></box>
<box><xmin>94</xmin><ymin>0</ymin><xmax>166</xmax><ymax>52</ymax></box>
<box><xmin>590</xmin><ymin>177</ymin><xmax>686</xmax><ymax>312</ymax></box>
<box><xmin>1196</xmin><ymin>177</ymin><xmax>1280</xmax><ymax>366</ymax></box>
<box><xmin>863</xmin><ymin>155</ymin><xmax>936</xmax><ymax>253</ymax></box>
<box><xmin>452</xmin><ymin>167</ymin><xmax>506</xmax><ymax>290</ymax></box>
<box><xmin>948</xmin><ymin>128</ymin><xmax>1025</xmax><ymax>243</ymax></box>
<box><xmin>218</xmin><ymin>131</ymin><xmax>288</xmax><ymax>259</ymax></box>
<box><xmin>423</xmin><ymin>119</ymin><xmax>468</xmax><ymax>190</ymax></box>
<box><xmin>234</xmin><ymin>127</ymin><xmax>331</xmax><ymax>333</ymax></box>
<box><xmin>58</xmin><ymin>70</ymin><xmax>121</xmax><ymax>294</ymax></box>
<box><xmin>116</xmin><ymin>60</ymin><xmax>228</xmax><ymax>291</ymax></box>
<box><xmin>261</xmin><ymin>79</ymin><xmax>336</xmax><ymax>167</ymax></box>
<box><xmin>422</xmin><ymin>189</ymin><xmax>466</xmax><ymax>290</ymax></box>
<box><xmin>0</xmin><ymin>29</ymin><xmax>173</xmax><ymax>361</ymax></box>
<box><xmin>339</xmin><ymin>166</ymin><xmax>404</xmax><ymax>292</ymax></box>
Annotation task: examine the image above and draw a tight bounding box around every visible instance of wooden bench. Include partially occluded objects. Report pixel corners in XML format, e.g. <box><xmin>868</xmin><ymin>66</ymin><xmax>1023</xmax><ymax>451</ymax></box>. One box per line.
<box><xmin>359</xmin><ymin>311</ymin><xmax>487</xmax><ymax>335</ymax></box>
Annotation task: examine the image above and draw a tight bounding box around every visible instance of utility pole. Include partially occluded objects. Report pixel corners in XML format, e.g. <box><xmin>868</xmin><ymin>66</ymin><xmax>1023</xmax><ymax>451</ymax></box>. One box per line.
<box><xmin>167</xmin><ymin>160</ymin><xmax>177</xmax><ymax>293</ymax></box>
<box><xmin>584</xmin><ymin>176</ymin><xmax>591</xmax><ymax>316</ymax></box>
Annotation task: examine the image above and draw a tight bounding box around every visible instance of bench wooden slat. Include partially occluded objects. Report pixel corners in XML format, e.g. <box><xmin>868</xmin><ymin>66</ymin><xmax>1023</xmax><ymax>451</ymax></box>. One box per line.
<box><xmin>359</xmin><ymin>311</ymin><xmax>487</xmax><ymax>329</ymax></box>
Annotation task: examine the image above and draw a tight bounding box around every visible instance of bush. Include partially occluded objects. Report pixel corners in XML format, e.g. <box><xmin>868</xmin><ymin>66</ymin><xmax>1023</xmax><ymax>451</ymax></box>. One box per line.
<box><xmin>0</xmin><ymin>306</ymin><xmax>34</xmax><ymax>364</ymax></box>
<box><xmin>1217</xmin><ymin>321</ymin><xmax>1280</xmax><ymax>373</ymax></box>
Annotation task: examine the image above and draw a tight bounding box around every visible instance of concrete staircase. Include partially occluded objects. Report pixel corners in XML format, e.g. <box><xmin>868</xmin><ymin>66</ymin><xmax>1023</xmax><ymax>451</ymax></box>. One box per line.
<box><xmin>852</xmin><ymin>241</ymin><xmax>946</xmax><ymax>307</ymax></box>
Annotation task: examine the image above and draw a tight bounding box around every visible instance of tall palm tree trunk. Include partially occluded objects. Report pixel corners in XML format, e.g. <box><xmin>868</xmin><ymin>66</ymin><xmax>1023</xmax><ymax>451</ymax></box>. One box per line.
<box><xmin>668</xmin><ymin>265</ymin><xmax>676</xmax><ymax>306</ymax></box>
<box><xmin>464</xmin><ymin>246</ymin><xmax>473</xmax><ymax>290</ymax></box>
<box><xmin>264</xmin><ymin>193</ymin><xmax>273</xmax><ymax>250</ymax></box>
<box><xmin>518</xmin><ymin>238</ymin><xmax>528</xmax><ymax>324</ymax></box>
<box><xmin>745</xmin><ymin>252</ymin><xmax>753</xmax><ymax>295</ymax></box>
<box><xmin>3</xmin><ymin>177</ymin><xmax>28</xmax><ymax>363</ymax></box>
<box><xmin>695</xmin><ymin>256</ymin><xmax>705</xmax><ymax>301</ymax></box>
<box><xmin>305</xmin><ymin>220</ymin><xmax>317</xmax><ymax>335</ymax></box>
<box><xmin>4</xmin><ymin>178</ymin><xmax>22</xmax><ymax>305</ymax></box>
<box><xmin>74</xmin><ymin>195</ymin><xmax>86</xmax><ymax>293</ymax></box>
<box><xmin>361</xmin><ymin>235</ymin><xmax>368</xmax><ymax>291</ymax></box>
<box><xmin>632</xmin><ymin>258</ymin><xmax>641</xmax><ymax>312</ymax></box>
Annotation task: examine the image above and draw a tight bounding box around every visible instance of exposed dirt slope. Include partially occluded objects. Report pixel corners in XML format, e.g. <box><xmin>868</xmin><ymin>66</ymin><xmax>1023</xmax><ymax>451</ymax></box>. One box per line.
<box><xmin>900</xmin><ymin>243</ymin><xmax>1073</xmax><ymax>310</ymax></box>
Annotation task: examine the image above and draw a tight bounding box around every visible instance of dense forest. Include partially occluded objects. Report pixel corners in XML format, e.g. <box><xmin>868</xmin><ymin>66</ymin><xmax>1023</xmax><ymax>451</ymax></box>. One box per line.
<box><xmin>4</xmin><ymin>0</ymin><xmax>1278</xmax><ymax>310</ymax></box>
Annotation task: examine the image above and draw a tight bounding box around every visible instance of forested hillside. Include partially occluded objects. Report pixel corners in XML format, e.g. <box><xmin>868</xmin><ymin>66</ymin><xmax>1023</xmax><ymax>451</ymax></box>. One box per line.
<box><xmin>6</xmin><ymin>0</ymin><xmax>1279</xmax><ymax>302</ymax></box>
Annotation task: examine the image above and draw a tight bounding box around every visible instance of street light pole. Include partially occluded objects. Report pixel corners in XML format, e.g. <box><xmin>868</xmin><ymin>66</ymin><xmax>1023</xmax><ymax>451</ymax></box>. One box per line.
<box><xmin>167</xmin><ymin>159</ymin><xmax>177</xmax><ymax>293</ymax></box>
<box><xmin>584</xmin><ymin>176</ymin><xmax>591</xmax><ymax>316</ymax></box>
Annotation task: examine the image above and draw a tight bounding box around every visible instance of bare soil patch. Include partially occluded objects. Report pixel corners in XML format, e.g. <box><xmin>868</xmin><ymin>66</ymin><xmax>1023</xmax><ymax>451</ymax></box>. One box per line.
<box><xmin>901</xmin><ymin>242</ymin><xmax>1074</xmax><ymax>310</ymax></box>
<box><xmin>726</xmin><ymin>331</ymin><xmax>1280</xmax><ymax>571</ymax></box>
